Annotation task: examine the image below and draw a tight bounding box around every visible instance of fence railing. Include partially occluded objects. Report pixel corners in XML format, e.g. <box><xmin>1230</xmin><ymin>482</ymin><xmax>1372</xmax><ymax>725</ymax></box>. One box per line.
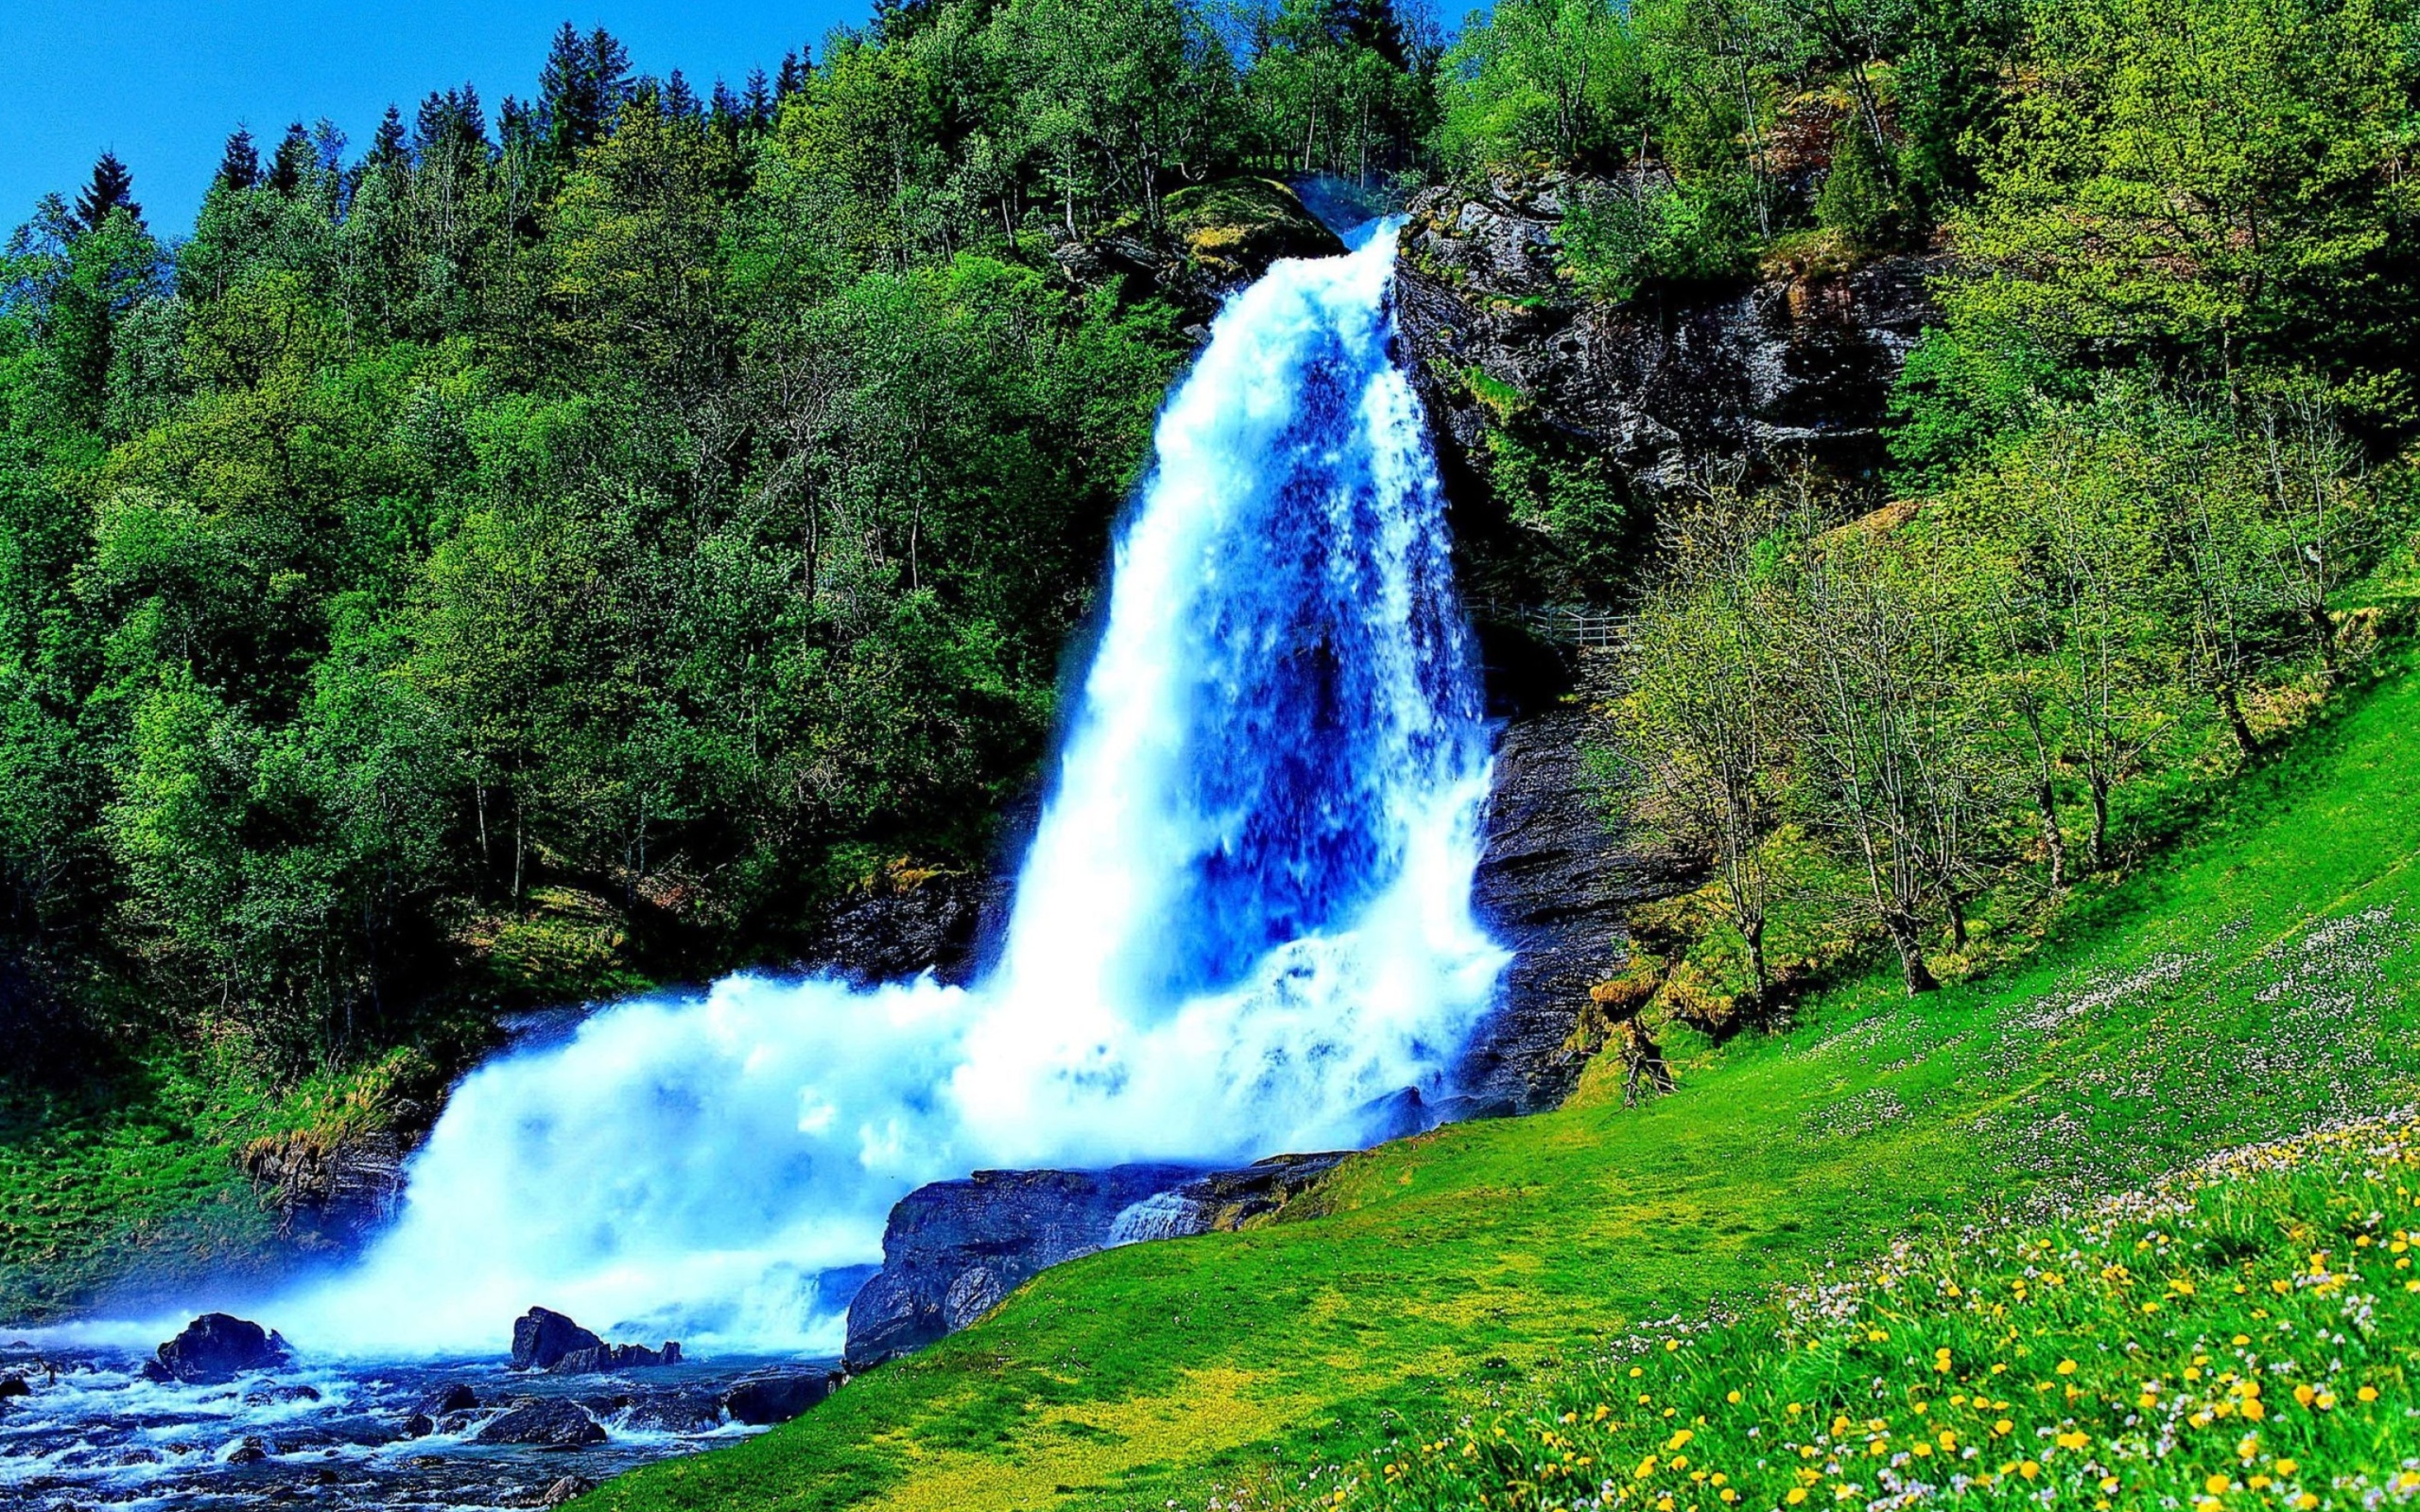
<box><xmin>1474</xmin><ymin>600</ymin><xmax>1634</xmax><ymax>652</ymax></box>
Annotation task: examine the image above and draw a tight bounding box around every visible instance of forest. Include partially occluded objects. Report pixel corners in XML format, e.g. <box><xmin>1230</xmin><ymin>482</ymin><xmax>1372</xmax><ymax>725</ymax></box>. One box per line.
<box><xmin>3</xmin><ymin>0</ymin><xmax>2417</xmax><ymax>1194</ymax></box>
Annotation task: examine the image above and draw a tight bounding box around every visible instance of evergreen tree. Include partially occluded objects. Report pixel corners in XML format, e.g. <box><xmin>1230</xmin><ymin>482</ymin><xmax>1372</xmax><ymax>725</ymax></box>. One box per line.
<box><xmin>665</xmin><ymin>69</ymin><xmax>701</xmax><ymax>119</ymax></box>
<box><xmin>743</xmin><ymin>65</ymin><xmax>774</xmax><ymax>128</ymax></box>
<box><xmin>775</xmin><ymin>49</ymin><xmax>805</xmax><ymax>101</ymax></box>
<box><xmin>73</xmin><ymin>150</ymin><xmax>142</xmax><ymax>232</ymax></box>
<box><xmin>214</xmin><ymin>128</ymin><xmax>261</xmax><ymax>193</ymax></box>
<box><xmin>414</xmin><ymin>87</ymin><xmax>489</xmax><ymax>163</ymax></box>
<box><xmin>540</xmin><ymin>22</ymin><xmax>631</xmax><ymax>163</ymax></box>
<box><xmin>267</xmin><ymin>122</ymin><xmax>312</xmax><ymax>197</ymax></box>
<box><xmin>366</xmin><ymin>106</ymin><xmax>409</xmax><ymax>172</ymax></box>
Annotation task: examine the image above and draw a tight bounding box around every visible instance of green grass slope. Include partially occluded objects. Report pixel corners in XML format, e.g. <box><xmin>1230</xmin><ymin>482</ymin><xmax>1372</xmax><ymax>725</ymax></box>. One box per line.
<box><xmin>592</xmin><ymin>659</ymin><xmax>2420</xmax><ymax>1512</ymax></box>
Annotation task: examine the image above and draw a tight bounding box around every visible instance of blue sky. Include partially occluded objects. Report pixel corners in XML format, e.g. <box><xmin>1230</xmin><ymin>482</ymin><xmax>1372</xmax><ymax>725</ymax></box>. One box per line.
<box><xmin>2</xmin><ymin>1</ymin><xmax>868</xmax><ymax>238</ymax></box>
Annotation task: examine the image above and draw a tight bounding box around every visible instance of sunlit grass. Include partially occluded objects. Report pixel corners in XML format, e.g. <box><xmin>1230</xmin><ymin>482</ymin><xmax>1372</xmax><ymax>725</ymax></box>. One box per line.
<box><xmin>1328</xmin><ymin>1118</ymin><xmax>2420</xmax><ymax>1512</ymax></box>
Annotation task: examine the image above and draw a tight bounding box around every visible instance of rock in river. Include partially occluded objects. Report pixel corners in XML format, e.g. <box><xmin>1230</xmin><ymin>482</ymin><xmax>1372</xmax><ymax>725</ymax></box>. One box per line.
<box><xmin>474</xmin><ymin>1398</ymin><xmax>607</xmax><ymax>1448</ymax></box>
<box><xmin>150</xmin><ymin>1314</ymin><xmax>291</xmax><ymax>1383</ymax></box>
<box><xmin>546</xmin><ymin>1341</ymin><xmax>681</xmax><ymax>1375</ymax></box>
<box><xmin>510</xmin><ymin>1308</ymin><xmax>604</xmax><ymax>1371</ymax></box>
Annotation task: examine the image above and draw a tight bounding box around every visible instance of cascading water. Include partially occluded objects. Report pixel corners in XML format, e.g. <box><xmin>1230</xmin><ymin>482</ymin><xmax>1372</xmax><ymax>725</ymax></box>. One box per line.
<box><xmin>265</xmin><ymin>221</ymin><xmax>1506</xmax><ymax>1357</ymax></box>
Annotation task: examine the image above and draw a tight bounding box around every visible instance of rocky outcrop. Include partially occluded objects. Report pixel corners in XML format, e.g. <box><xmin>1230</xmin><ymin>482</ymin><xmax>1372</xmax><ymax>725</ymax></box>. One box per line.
<box><xmin>800</xmin><ymin>860</ymin><xmax>1001</xmax><ymax>988</ymax></box>
<box><xmin>147</xmin><ymin>1314</ymin><xmax>290</xmax><ymax>1383</ymax></box>
<box><xmin>546</xmin><ymin>1341</ymin><xmax>681</xmax><ymax>1375</ymax></box>
<box><xmin>843</xmin><ymin>1162</ymin><xmax>1204</xmax><ymax>1369</ymax></box>
<box><xmin>1099</xmin><ymin>1152</ymin><xmax>1351</xmax><ymax>1243</ymax></box>
<box><xmin>1394</xmin><ymin>172</ymin><xmax>1941</xmax><ymax>506</ymax></box>
<box><xmin>1454</xmin><ymin>701</ymin><xmax>1697</xmax><ymax>1111</ymax></box>
<box><xmin>1054</xmin><ymin>176</ymin><xmax>1347</xmax><ymax>328</ymax></box>
<box><xmin>510</xmin><ymin>1308</ymin><xmax>602</xmax><ymax>1371</ymax></box>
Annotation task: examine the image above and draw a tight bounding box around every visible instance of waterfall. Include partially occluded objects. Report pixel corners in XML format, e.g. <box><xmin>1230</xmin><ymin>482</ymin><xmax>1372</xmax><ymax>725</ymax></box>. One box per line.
<box><xmin>271</xmin><ymin>223</ymin><xmax>1508</xmax><ymax>1356</ymax></box>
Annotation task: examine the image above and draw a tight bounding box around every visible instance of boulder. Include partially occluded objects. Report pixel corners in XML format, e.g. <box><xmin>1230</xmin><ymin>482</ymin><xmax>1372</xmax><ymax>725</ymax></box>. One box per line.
<box><xmin>0</xmin><ymin>1373</ymin><xmax>26</xmax><ymax>1399</ymax></box>
<box><xmin>410</xmin><ymin>1382</ymin><xmax>479</xmax><ymax>1416</ymax></box>
<box><xmin>242</xmin><ymin>1383</ymin><xmax>322</xmax><ymax>1406</ymax></box>
<box><xmin>844</xmin><ymin>1162</ymin><xmax>1202</xmax><ymax>1369</ymax></box>
<box><xmin>153</xmin><ymin>1314</ymin><xmax>290</xmax><ymax>1383</ymax></box>
<box><xmin>224</xmin><ymin>1435</ymin><xmax>270</xmax><ymax>1465</ymax></box>
<box><xmin>539</xmin><ymin>1475</ymin><xmax>596</xmax><ymax>1507</ymax></box>
<box><xmin>617</xmin><ymin>1390</ymin><xmax>725</xmax><ymax>1434</ymax></box>
<box><xmin>400</xmin><ymin>1413</ymin><xmax>437</xmax><ymax>1439</ymax></box>
<box><xmin>510</xmin><ymin>1308</ymin><xmax>603</xmax><ymax>1371</ymax></box>
<box><xmin>474</xmin><ymin>1398</ymin><xmax>607</xmax><ymax>1449</ymax></box>
<box><xmin>720</xmin><ymin>1369</ymin><xmax>837</xmax><ymax>1427</ymax></box>
<box><xmin>544</xmin><ymin>1341</ymin><xmax>680</xmax><ymax>1375</ymax></box>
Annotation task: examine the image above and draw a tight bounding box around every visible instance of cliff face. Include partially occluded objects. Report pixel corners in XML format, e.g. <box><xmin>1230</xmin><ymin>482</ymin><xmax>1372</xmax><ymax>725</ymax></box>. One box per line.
<box><xmin>1396</xmin><ymin>175</ymin><xmax>1940</xmax><ymax>1108</ymax></box>
<box><xmin>1393</xmin><ymin>174</ymin><xmax>1942</xmax><ymax>504</ymax></box>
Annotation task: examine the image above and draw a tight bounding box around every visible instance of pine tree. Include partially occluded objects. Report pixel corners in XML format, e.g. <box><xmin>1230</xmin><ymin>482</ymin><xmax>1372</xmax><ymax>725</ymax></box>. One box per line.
<box><xmin>415</xmin><ymin>87</ymin><xmax>489</xmax><ymax>164</ymax></box>
<box><xmin>73</xmin><ymin>150</ymin><xmax>141</xmax><ymax>232</ymax></box>
<box><xmin>743</xmin><ymin>66</ymin><xmax>773</xmax><ymax>129</ymax></box>
<box><xmin>365</xmin><ymin>106</ymin><xmax>409</xmax><ymax>172</ymax></box>
<box><xmin>539</xmin><ymin>21</ymin><xmax>631</xmax><ymax>162</ymax></box>
<box><xmin>665</xmin><ymin>69</ymin><xmax>700</xmax><ymax>120</ymax></box>
<box><xmin>774</xmin><ymin>50</ymin><xmax>804</xmax><ymax>102</ymax></box>
<box><xmin>267</xmin><ymin>122</ymin><xmax>312</xmax><ymax>197</ymax></box>
<box><xmin>214</xmin><ymin>128</ymin><xmax>260</xmax><ymax>192</ymax></box>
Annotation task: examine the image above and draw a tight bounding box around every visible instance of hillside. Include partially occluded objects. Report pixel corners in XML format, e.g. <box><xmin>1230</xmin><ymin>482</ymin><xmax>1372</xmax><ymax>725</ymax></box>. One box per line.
<box><xmin>587</xmin><ymin>651</ymin><xmax>2420</xmax><ymax>1512</ymax></box>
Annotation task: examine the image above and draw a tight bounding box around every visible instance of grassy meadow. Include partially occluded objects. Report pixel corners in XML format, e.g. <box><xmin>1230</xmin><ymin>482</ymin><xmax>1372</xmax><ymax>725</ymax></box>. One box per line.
<box><xmin>580</xmin><ymin>656</ymin><xmax>2420</xmax><ymax>1510</ymax></box>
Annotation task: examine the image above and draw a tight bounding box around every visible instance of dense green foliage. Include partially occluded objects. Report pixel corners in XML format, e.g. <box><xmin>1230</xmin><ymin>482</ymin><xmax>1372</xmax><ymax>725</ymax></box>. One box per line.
<box><xmin>0</xmin><ymin>3</ymin><xmax>1457</xmax><ymax>1084</ymax></box>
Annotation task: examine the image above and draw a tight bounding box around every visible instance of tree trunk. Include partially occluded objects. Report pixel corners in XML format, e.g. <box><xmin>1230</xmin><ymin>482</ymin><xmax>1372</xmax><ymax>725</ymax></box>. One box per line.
<box><xmin>1944</xmin><ymin>889</ymin><xmax>1968</xmax><ymax>950</ymax></box>
<box><xmin>1885</xmin><ymin>914</ymin><xmax>1939</xmax><ymax>995</ymax></box>
<box><xmin>2216</xmin><ymin>680</ymin><xmax>2259</xmax><ymax>760</ymax></box>
<box><xmin>2035</xmin><ymin>780</ymin><xmax>2066</xmax><ymax>891</ymax></box>
<box><xmin>2088</xmin><ymin>776</ymin><xmax>2112</xmax><ymax>872</ymax></box>
<box><xmin>1744</xmin><ymin>915</ymin><xmax>1769</xmax><ymax>1021</ymax></box>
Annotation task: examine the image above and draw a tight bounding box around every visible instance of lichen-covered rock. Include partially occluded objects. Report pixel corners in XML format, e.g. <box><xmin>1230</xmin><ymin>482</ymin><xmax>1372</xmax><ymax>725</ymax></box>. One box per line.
<box><xmin>1054</xmin><ymin>176</ymin><xmax>1347</xmax><ymax>326</ymax></box>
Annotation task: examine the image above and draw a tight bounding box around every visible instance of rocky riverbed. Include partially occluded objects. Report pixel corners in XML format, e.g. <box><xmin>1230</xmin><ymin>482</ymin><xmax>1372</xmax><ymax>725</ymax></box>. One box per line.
<box><xmin>0</xmin><ymin>1324</ymin><xmax>837</xmax><ymax>1512</ymax></box>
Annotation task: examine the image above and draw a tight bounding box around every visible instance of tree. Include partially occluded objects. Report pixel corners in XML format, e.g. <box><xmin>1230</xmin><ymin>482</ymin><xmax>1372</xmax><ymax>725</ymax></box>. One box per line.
<box><xmin>1611</xmin><ymin>490</ymin><xmax>1791</xmax><ymax>1012</ymax></box>
<box><xmin>541</xmin><ymin>23</ymin><xmax>633</xmax><ymax>164</ymax></box>
<box><xmin>215</xmin><ymin>128</ymin><xmax>262</xmax><ymax>193</ymax></box>
<box><xmin>266</xmin><ymin>122</ymin><xmax>313</xmax><ymax>197</ymax></box>
<box><xmin>1435</xmin><ymin>0</ymin><xmax>1649</xmax><ymax>174</ymax></box>
<box><xmin>1775</xmin><ymin>513</ymin><xmax>1978</xmax><ymax>994</ymax></box>
<box><xmin>73</xmin><ymin>151</ymin><xmax>142</xmax><ymax>232</ymax></box>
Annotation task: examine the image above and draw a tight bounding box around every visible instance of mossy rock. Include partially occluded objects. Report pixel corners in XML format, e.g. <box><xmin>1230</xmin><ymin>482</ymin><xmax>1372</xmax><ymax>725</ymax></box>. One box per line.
<box><xmin>1160</xmin><ymin>177</ymin><xmax>1346</xmax><ymax>281</ymax></box>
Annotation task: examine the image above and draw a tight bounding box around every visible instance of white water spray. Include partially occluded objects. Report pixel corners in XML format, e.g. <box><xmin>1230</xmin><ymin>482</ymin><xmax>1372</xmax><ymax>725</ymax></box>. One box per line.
<box><xmin>271</xmin><ymin>225</ymin><xmax>1507</xmax><ymax>1356</ymax></box>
